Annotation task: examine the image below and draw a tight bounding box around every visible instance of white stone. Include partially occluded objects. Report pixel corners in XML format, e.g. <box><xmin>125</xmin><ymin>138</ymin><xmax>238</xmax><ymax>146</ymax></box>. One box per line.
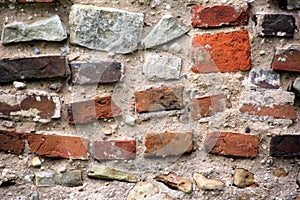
<box><xmin>143</xmin><ymin>53</ymin><xmax>182</xmax><ymax>81</ymax></box>
<box><xmin>69</xmin><ymin>5</ymin><xmax>144</xmax><ymax>54</ymax></box>
<box><xmin>193</xmin><ymin>173</ymin><xmax>225</xmax><ymax>191</ymax></box>
<box><xmin>13</xmin><ymin>81</ymin><xmax>26</xmax><ymax>90</ymax></box>
<box><xmin>127</xmin><ymin>182</ymin><xmax>173</xmax><ymax>200</ymax></box>
<box><xmin>142</xmin><ymin>14</ymin><xmax>189</xmax><ymax>49</ymax></box>
<box><xmin>1</xmin><ymin>15</ymin><xmax>67</xmax><ymax>44</ymax></box>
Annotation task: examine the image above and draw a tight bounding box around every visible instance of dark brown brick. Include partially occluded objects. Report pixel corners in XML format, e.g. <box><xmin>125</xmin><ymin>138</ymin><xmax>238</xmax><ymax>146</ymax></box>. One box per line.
<box><xmin>26</xmin><ymin>133</ymin><xmax>88</xmax><ymax>159</ymax></box>
<box><xmin>239</xmin><ymin>104</ymin><xmax>297</xmax><ymax>120</ymax></box>
<box><xmin>272</xmin><ymin>45</ymin><xmax>300</xmax><ymax>73</ymax></box>
<box><xmin>144</xmin><ymin>132</ymin><xmax>193</xmax><ymax>157</ymax></box>
<box><xmin>0</xmin><ymin>56</ymin><xmax>68</xmax><ymax>83</ymax></box>
<box><xmin>191</xmin><ymin>30</ymin><xmax>251</xmax><ymax>73</ymax></box>
<box><xmin>204</xmin><ymin>132</ymin><xmax>259</xmax><ymax>158</ymax></box>
<box><xmin>270</xmin><ymin>135</ymin><xmax>300</xmax><ymax>157</ymax></box>
<box><xmin>92</xmin><ymin>140</ymin><xmax>136</xmax><ymax>160</ymax></box>
<box><xmin>69</xmin><ymin>96</ymin><xmax>122</xmax><ymax>124</ymax></box>
<box><xmin>192</xmin><ymin>5</ymin><xmax>249</xmax><ymax>28</ymax></box>
<box><xmin>254</xmin><ymin>13</ymin><xmax>296</xmax><ymax>38</ymax></box>
<box><xmin>0</xmin><ymin>130</ymin><xmax>25</xmax><ymax>155</ymax></box>
<box><xmin>134</xmin><ymin>87</ymin><xmax>184</xmax><ymax>113</ymax></box>
<box><xmin>71</xmin><ymin>62</ymin><xmax>122</xmax><ymax>84</ymax></box>
<box><xmin>190</xmin><ymin>94</ymin><xmax>231</xmax><ymax>119</ymax></box>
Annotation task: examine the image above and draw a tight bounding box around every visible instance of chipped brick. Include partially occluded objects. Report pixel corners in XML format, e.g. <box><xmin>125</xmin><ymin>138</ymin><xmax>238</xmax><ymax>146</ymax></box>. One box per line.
<box><xmin>0</xmin><ymin>56</ymin><xmax>68</xmax><ymax>83</ymax></box>
<box><xmin>0</xmin><ymin>130</ymin><xmax>25</xmax><ymax>155</ymax></box>
<box><xmin>272</xmin><ymin>45</ymin><xmax>300</xmax><ymax>73</ymax></box>
<box><xmin>134</xmin><ymin>86</ymin><xmax>184</xmax><ymax>113</ymax></box>
<box><xmin>270</xmin><ymin>135</ymin><xmax>300</xmax><ymax>157</ymax></box>
<box><xmin>26</xmin><ymin>133</ymin><xmax>88</xmax><ymax>159</ymax></box>
<box><xmin>239</xmin><ymin>104</ymin><xmax>297</xmax><ymax>120</ymax></box>
<box><xmin>192</xmin><ymin>5</ymin><xmax>249</xmax><ymax>28</ymax></box>
<box><xmin>190</xmin><ymin>94</ymin><xmax>231</xmax><ymax>119</ymax></box>
<box><xmin>191</xmin><ymin>30</ymin><xmax>251</xmax><ymax>73</ymax></box>
<box><xmin>92</xmin><ymin>140</ymin><xmax>136</xmax><ymax>160</ymax></box>
<box><xmin>71</xmin><ymin>62</ymin><xmax>122</xmax><ymax>84</ymax></box>
<box><xmin>0</xmin><ymin>92</ymin><xmax>61</xmax><ymax>122</ymax></box>
<box><xmin>144</xmin><ymin>132</ymin><xmax>193</xmax><ymax>157</ymax></box>
<box><xmin>254</xmin><ymin>13</ymin><xmax>296</xmax><ymax>38</ymax></box>
<box><xmin>68</xmin><ymin>96</ymin><xmax>122</xmax><ymax>124</ymax></box>
<box><xmin>204</xmin><ymin>132</ymin><xmax>259</xmax><ymax>158</ymax></box>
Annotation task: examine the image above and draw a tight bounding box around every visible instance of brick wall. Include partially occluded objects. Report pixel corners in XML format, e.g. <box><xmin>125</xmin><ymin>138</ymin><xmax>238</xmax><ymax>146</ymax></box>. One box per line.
<box><xmin>0</xmin><ymin>0</ymin><xmax>299</xmax><ymax>199</ymax></box>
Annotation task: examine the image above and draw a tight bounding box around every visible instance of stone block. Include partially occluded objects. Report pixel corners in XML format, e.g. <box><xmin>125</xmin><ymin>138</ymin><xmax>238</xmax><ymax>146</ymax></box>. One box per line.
<box><xmin>270</xmin><ymin>135</ymin><xmax>300</xmax><ymax>157</ymax></box>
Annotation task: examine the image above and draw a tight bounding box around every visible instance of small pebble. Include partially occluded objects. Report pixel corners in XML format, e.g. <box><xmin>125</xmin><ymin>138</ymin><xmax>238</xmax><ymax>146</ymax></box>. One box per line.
<box><xmin>2</xmin><ymin>120</ymin><xmax>16</xmax><ymax>128</ymax></box>
<box><xmin>31</xmin><ymin>157</ymin><xmax>42</xmax><ymax>168</ymax></box>
<box><xmin>245</xmin><ymin>127</ymin><xmax>251</xmax><ymax>133</ymax></box>
<box><xmin>49</xmin><ymin>83</ymin><xmax>63</xmax><ymax>91</ymax></box>
<box><xmin>8</xmin><ymin>3</ymin><xmax>15</xmax><ymax>10</ymax></box>
<box><xmin>33</xmin><ymin>47</ymin><xmax>40</xmax><ymax>54</ymax></box>
<box><xmin>13</xmin><ymin>81</ymin><xmax>26</xmax><ymax>90</ymax></box>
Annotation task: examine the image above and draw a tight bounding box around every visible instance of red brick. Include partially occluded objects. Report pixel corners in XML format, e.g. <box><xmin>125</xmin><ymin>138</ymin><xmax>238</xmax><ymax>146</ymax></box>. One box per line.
<box><xmin>190</xmin><ymin>94</ymin><xmax>231</xmax><ymax>119</ymax></box>
<box><xmin>134</xmin><ymin>86</ymin><xmax>184</xmax><ymax>113</ymax></box>
<box><xmin>144</xmin><ymin>132</ymin><xmax>193</xmax><ymax>157</ymax></box>
<box><xmin>26</xmin><ymin>133</ymin><xmax>88</xmax><ymax>159</ymax></box>
<box><xmin>92</xmin><ymin>140</ymin><xmax>136</xmax><ymax>160</ymax></box>
<box><xmin>192</xmin><ymin>5</ymin><xmax>249</xmax><ymax>28</ymax></box>
<box><xmin>240</xmin><ymin>104</ymin><xmax>297</xmax><ymax>120</ymax></box>
<box><xmin>204</xmin><ymin>132</ymin><xmax>259</xmax><ymax>158</ymax></box>
<box><xmin>272</xmin><ymin>45</ymin><xmax>300</xmax><ymax>73</ymax></box>
<box><xmin>0</xmin><ymin>56</ymin><xmax>68</xmax><ymax>83</ymax></box>
<box><xmin>0</xmin><ymin>130</ymin><xmax>25</xmax><ymax>155</ymax></box>
<box><xmin>68</xmin><ymin>96</ymin><xmax>122</xmax><ymax>124</ymax></box>
<box><xmin>191</xmin><ymin>30</ymin><xmax>251</xmax><ymax>73</ymax></box>
<box><xmin>17</xmin><ymin>0</ymin><xmax>55</xmax><ymax>2</ymax></box>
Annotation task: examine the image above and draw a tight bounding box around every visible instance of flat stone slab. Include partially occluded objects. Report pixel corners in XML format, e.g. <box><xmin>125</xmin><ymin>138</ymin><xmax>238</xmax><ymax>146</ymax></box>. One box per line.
<box><xmin>143</xmin><ymin>54</ymin><xmax>182</xmax><ymax>81</ymax></box>
<box><xmin>35</xmin><ymin>170</ymin><xmax>83</xmax><ymax>187</ymax></box>
<box><xmin>87</xmin><ymin>166</ymin><xmax>138</xmax><ymax>182</ymax></box>
<box><xmin>1</xmin><ymin>15</ymin><xmax>67</xmax><ymax>44</ymax></box>
<box><xmin>142</xmin><ymin>14</ymin><xmax>189</xmax><ymax>49</ymax></box>
<box><xmin>254</xmin><ymin>13</ymin><xmax>296</xmax><ymax>38</ymax></box>
<box><xmin>71</xmin><ymin>62</ymin><xmax>122</xmax><ymax>84</ymax></box>
<box><xmin>69</xmin><ymin>4</ymin><xmax>144</xmax><ymax>54</ymax></box>
<box><xmin>155</xmin><ymin>173</ymin><xmax>193</xmax><ymax>193</ymax></box>
<box><xmin>0</xmin><ymin>56</ymin><xmax>68</xmax><ymax>83</ymax></box>
<box><xmin>270</xmin><ymin>135</ymin><xmax>300</xmax><ymax>157</ymax></box>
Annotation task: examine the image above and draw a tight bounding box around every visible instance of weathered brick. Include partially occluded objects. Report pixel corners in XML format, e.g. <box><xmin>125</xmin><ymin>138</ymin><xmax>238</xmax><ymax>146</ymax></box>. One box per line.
<box><xmin>68</xmin><ymin>96</ymin><xmax>122</xmax><ymax>124</ymax></box>
<box><xmin>71</xmin><ymin>62</ymin><xmax>122</xmax><ymax>84</ymax></box>
<box><xmin>92</xmin><ymin>140</ymin><xmax>136</xmax><ymax>160</ymax></box>
<box><xmin>0</xmin><ymin>91</ymin><xmax>61</xmax><ymax>122</ymax></box>
<box><xmin>17</xmin><ymin>0</ymin><xmax>55</xmax><ymax>2</ymax></box>
<box><xmin>134</xmin><ymin>86</ymin><xmax>184</xmax><ymax>113</ymax></box>
<box><xmin>254</xmin><ymin>13</ymin><xmax>296</xmax><ymax>38</ymax></box>
<box><xmin>270</xmin><ymin>135</ymin><xmax>300</xmax><ymax>157</ymax></box>
<box><xmin>204</xmin><ymin>132</ymin><xmax>259</xmax><ymax>158</ymax></box>
<box><xmin>0</xmin><ymin>130</ymin><xmax>25</xmax><ymax>155</ymax></box>
<box><xmin>144</xmin><ymin>132</ymin><xmax>193</xmax><ymax>157</ymax></box>
<box><xmin>192</xmin><ymin>5</ymin><xmax>249</xmax><ymax>28</ymax></box>
<box><xmin>239</xmin><ymin>104</ymin><xmax>297</xmax><ymax>120</ymax></box>
<box><xmin>0</xmin><ymin>56</ymin><xmax>68</xmax><ymax>83</ymax></box>
<box><xmin>26</xmin><ymin>133</ymin><xmax>88</xmax><ymax>159</ymax></box>
<box><xmin>272</xmin><ymin>45</ymin><xmax>300</xmax><ymax>73</ymax></box>
<box><xmin>190</xmin><ymin>94</ymin><xmax>231</xmax><ymax>119</ymax></box>
<box><xmin>191</xmin><ymin>30</ymin><xmax>251</xmax><ymax>73</ymax></box>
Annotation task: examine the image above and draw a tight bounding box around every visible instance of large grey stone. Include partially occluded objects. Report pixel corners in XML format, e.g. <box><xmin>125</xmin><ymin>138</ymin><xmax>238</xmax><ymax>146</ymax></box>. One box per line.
<box><xmin>1</xmin><ymin>15</ymin><xmax>67</xmax><ymax>44</ymax></box>
<box><xmin>142</xmin><ymin>14</ymin><xmax>189</xmax><ymax>49</ymax></box>
<box><xmin>143</xmin><ymin>53</ymin><xmax>182</xmax><ymax>81</ymax></box>
<box><xmin>69</xmin><ymin>4</ymin><xmax>144</xmax><ymax>54</ymax></box>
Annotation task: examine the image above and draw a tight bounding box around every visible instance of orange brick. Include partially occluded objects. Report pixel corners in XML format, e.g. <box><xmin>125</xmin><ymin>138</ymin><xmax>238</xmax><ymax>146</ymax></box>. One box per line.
<box><xmin>204</xmin><ymin>132</ymin><xmax>259</xmax><ymax>158</ymax></box>
<box><xmin>26</xmin><ymin>133</ymin><xmax>88</xmax><ymax>159</ymax></box>
<box><xmin>240</xmin><ymin>104</ymin><xmax>297</xmax><ymax>120</ymax></box>
<box><xmin>190</xmin><ymin>94</ymin><xmax>231</xmax><ymax>119</ymax></box>
<box><xmin>191</xmin><ymin>30</ymin><xmax>251</xmax><ymax>73</ymax></box>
